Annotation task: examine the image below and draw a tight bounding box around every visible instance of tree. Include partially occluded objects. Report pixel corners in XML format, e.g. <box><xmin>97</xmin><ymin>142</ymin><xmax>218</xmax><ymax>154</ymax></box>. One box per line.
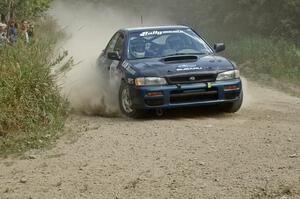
<box><xmin>0</xmin><ymin>0</ymin><xmax>52</xmax><ymax>22</ymax></box>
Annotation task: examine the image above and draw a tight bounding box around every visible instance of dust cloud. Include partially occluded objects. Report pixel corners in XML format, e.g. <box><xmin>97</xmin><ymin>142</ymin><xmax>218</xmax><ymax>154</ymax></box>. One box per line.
<box><xmin>240</xmin><ymin>77</ymin><xmax>252</xmax><ymax>108</ymax></box>
<box><xmin>50</xmin><ymin>1</ymin><xmax>171</xmax><ymax>116</ymax></box>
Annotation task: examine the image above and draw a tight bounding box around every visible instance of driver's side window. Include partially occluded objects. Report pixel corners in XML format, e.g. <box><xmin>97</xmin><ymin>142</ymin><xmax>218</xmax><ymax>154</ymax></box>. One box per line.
<box><xmin>106</xmin><ymin>33</ymin><xmax>120</xmax><ymax>54</ymax></box>
<box><xmin>114</xmin><ymin>34</ymin><xmax>125</xmax><ymax>55</ymax></box>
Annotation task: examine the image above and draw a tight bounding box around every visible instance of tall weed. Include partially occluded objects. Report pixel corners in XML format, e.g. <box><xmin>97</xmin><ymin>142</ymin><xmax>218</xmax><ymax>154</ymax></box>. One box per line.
<box><xmin>225</xmin><ymin>37</ymin><xmax>300</xmax><ymax>85</ymax></box>
<box><xmin>0</xmin><ymin>18</ymin><xmax>68</xmax><ymax>155</ymax></box>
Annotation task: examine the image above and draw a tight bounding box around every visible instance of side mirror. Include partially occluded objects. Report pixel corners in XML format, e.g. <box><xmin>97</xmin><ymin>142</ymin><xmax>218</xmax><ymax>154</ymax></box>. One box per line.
<box><xmin>107</xmin><ymin>51</ymin><xmax>121</xmax><ymax>60</ymax></box>
<box><xmin>214</xmin><ymin>43</ymin><xmax>225</xmax><ymax>53</ymax></box>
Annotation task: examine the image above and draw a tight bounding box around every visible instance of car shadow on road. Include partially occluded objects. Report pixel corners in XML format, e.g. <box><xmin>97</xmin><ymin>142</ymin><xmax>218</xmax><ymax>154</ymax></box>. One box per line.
<box><xmin>79</xmin><ymin>106</ymin><xmax>239</xmax><ymax>121</ymax></box>
<box><xmin>140</xmin><ymin>106</ymin><xmax>236</xmax><ymax>120</ymax></box>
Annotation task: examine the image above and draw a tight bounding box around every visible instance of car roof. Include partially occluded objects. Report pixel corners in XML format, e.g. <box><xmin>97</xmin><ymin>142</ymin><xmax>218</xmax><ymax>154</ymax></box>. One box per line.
<box><xmin>122</xmin><ymin>25</ymin><xmax>190</xmax><ymax>33</ymax></box>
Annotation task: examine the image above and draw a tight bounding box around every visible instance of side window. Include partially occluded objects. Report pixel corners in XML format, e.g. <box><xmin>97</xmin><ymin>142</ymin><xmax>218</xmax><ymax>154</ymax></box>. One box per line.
<box><xmin>114</xmin><ymin>34</ymin><xmax>125</xmax><ymax>54</ymax></box>
<box><xmin>106</xmin><ymin>33</ymin><xmax>120</xmax><ymax>53</ymax></box>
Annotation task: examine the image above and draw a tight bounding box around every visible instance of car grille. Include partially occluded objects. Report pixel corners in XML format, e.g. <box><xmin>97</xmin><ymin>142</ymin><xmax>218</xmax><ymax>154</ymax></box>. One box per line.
<box><xmin>167</xmin><ymin>74</ymin><xmax>217</xmax><ymax>84</ymax></box>
<box><xmin>170</xmin><ymin>88</ymin><xmax>218</xmax><ymax>104</ymax></box>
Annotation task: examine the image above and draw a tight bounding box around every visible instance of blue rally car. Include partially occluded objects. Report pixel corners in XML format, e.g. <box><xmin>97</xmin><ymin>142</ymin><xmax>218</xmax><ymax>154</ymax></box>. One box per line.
<box><xmin>98</xmin><ymin>26</ymin><xmax>243</xmax><ymax>118</ymax></box>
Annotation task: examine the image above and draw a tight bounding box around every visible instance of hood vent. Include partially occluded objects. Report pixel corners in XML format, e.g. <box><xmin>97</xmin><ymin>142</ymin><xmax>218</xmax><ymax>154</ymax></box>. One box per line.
<box><xmin>162</xmin><ymin>55</ymin><xmax>198</xmax><ymax>63</ymax></box>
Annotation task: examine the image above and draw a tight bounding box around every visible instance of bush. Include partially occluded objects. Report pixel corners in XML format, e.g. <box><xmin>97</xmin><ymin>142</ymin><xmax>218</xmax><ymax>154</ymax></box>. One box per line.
<box><xmin>225</xmin><ymin>37</ymin><xmax>300</xmax><ymax>85</ymax></box>
<box><xmin>0</xmin><ymin>19</ymin><xmax>68</xmax><ymax>155</ymax></box>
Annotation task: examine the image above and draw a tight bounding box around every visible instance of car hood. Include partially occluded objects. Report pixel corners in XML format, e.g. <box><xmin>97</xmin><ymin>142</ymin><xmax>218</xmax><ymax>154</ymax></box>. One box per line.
<box><xmin>126</xmin><ymin>54</ymin><xmax>235</xmax><ymax>77</ymax></box>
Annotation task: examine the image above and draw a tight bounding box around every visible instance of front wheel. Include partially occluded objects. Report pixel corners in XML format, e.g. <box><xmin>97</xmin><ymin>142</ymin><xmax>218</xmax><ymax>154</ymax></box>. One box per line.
<box><xmin>119</xmin><ymin>82</ymin><xmax>145</xmax><ymax>118</ymax></box>
<box><xmin>221</xmin><ymin>90</ymin><xmax>243</xmax><ymax>113</ymax></box>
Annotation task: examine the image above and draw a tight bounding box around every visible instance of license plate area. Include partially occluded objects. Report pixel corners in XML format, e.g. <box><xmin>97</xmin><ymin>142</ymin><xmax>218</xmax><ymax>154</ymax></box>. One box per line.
<box><xmin>170</xmin><ymin>88</ymin><xmax>218</xmax><ymax>103</ymax></box>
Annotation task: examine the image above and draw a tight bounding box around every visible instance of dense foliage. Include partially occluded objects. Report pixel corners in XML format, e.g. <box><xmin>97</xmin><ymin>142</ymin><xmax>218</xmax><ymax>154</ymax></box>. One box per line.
<box><xmin>227</xmin><ymin>37</ymin><xmax>300</xmax><ymax>85</ymax></box>
<box><xmin>61</xmin><ymin>0</ymin><xmax>299</xmax><ymax>41</ymax></box>
<box><xmin>203</xmin><ymin>0</ymin><xmax>300</xmax><ymax>40</ymax></box>
<box><xmin>0</xmin><ymin>0</ymin><xmax>52</xmax><ymax>20</ymax></box>
<box><xmin>0</xmin><ymin>19</ymin><xmax>68</xmax><ymax>155</ymax></box>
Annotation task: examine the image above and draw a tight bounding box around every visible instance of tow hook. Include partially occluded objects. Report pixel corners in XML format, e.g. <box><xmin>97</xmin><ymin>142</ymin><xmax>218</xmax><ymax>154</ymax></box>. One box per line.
<box><xmin>156</xmin><ymin>109</ymin><xmax>164</xmax><ymax>117</ymax></box>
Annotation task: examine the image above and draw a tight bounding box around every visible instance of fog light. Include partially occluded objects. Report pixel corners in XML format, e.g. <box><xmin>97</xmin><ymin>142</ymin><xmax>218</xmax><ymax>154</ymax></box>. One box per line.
<box><xmin>146</xmin><ymin>91</ymin><xmax>163</xmax><ymax>96</ymax></box>
<box><xmin>224</xmin><ymin>85</ymin><xmax>239</xmax><ymax>90</ymax></box>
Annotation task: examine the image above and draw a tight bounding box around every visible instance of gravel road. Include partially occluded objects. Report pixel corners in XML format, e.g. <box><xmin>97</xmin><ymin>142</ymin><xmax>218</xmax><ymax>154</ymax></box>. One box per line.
<box><xmin>0</xmin><ymin>79</ymin><xmax>299</xmax><ymax>199</ymax></box>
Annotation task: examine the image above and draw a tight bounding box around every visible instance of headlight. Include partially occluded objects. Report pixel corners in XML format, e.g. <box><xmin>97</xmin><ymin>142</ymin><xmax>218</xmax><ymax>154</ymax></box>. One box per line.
<box><xmin>216</xmin><ymin>70</ymin><xmax>240</xmax><ymax>81</ymax></box>
<box><xmin>135</xmin><ymin>77</ymin><xmax>167</xmax><ymax>86</ymax></box>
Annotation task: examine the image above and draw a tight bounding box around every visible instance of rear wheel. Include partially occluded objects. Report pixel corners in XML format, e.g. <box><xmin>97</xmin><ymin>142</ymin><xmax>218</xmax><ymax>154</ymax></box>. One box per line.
<box><xmin>119</xmin><ymin>82</ymin><xmax>145</xmax><ymax>118</ymax></box>
<box><xmin>221</xmin><ymin>90</ymin><xmax>243</xmax><ymax>113</ymax></box>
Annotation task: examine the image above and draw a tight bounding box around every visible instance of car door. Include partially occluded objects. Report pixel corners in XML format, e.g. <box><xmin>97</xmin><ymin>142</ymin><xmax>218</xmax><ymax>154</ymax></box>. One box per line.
<box><xmin>98</xmin><ymin>32</ymin><xmax>125</xmax><ymax>79</ymax></box>
<box><xmin>110</xmin><ymin>33</ymin><xmax>125</xmax><ymax>79</ymax></box>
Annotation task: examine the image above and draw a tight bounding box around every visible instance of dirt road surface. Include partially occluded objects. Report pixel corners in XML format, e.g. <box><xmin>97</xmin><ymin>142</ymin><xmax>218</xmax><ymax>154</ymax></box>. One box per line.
<box><xmin>1</xmin><ymin>79</ymin><xmax>299</xmax><ymax>199</ymax></box>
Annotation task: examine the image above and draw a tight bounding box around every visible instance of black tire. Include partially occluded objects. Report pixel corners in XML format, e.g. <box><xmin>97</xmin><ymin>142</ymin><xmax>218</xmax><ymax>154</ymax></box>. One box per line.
<box><xmin>221</xmin><ymin>90</ymin><xmax>243</xmax><ymax>113</ymax></box>
<box><xmin>119</xmin><ymin>81</ymin><xmax>145</xmax><ymax>118</ymax></box>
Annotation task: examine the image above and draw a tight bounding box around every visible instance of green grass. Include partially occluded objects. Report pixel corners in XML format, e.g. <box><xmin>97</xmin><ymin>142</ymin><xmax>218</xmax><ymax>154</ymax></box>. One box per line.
<box><xmin>0</xmin><ymin>19</ymin><xmax>68</xmax><ymax>155</ymax></box>
<box><xmin>225</xmin><ymin>37</ymin><xmax>300</xmax><ymax>85</ymax></box>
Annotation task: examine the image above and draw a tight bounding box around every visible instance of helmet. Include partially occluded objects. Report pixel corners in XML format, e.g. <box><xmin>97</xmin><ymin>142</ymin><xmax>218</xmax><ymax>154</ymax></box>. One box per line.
<box><xmin>130</xmin><ymin>37</ymin><xmax>146</xmax><ymax>58</ymax></box>
<box><xmin>166</xmin><ymin>34</ymin><xmax>184</xmax><ymax>51</ymax></box>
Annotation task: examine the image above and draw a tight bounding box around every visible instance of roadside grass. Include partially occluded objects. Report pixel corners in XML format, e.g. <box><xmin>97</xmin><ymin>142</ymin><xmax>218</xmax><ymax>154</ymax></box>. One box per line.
<box><xmin>224</xmin><ymin>37</ymin><xmax>300</xmax><ymax>92</ymax></box>
<box><xmin>0</xmin><ymin>19</ymin><xmax>69</xmax><ymax>155</ymax></box>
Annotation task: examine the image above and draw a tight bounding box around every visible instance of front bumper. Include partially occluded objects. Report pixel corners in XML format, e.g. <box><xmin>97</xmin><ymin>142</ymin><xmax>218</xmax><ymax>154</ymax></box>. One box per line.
<box><xmin>130</xmin><ymin>79</ymin><xmax>242</xmax><ymax>109</ymax></box>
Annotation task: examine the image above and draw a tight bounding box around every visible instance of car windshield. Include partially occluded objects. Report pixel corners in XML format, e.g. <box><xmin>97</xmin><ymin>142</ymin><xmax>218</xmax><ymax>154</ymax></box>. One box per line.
<box><xmin>127</xmin><ymin>29</ymin><xmax>213</xmax><ymax>60</ymax></box>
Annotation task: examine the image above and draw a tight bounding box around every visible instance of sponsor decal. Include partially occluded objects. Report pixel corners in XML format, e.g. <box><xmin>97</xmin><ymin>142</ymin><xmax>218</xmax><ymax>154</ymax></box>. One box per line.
<box><xmin>140</xmin><ymin>30</ymin><xmax>184</xmax><ymax>37</ymax></box>
<box><xmin>122</xmin><ymin>61</ymin><xmax>136</xmax><ymax>75</ymax></box>
<box><xmin>176</xmin><ymin>64</ymin><xmax>203</xmax><ymax>72</ymax></box>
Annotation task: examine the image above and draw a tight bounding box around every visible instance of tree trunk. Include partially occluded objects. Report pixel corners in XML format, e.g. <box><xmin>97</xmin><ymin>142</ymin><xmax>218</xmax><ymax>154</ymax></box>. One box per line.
<box><xmin>7</xmin><ymin>0</ymin><xmax>11</xmax><ymax>22</ymax></box>
<box><xmin>1</xmin><ymin>14</ymin><xmax>5</xmax><ymax>23</ymax></box>
<box><xmin>6</xmin><ymin>0</ymin><xmax>16</xmax><ymax>22</ymax></box>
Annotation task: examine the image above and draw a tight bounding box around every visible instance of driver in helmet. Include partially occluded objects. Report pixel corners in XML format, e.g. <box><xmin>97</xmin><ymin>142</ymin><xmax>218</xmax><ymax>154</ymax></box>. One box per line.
<box><xmin>130</xmin><ymin>37</ymin><xmax>146</xmax><ymax>59</ymax></box>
